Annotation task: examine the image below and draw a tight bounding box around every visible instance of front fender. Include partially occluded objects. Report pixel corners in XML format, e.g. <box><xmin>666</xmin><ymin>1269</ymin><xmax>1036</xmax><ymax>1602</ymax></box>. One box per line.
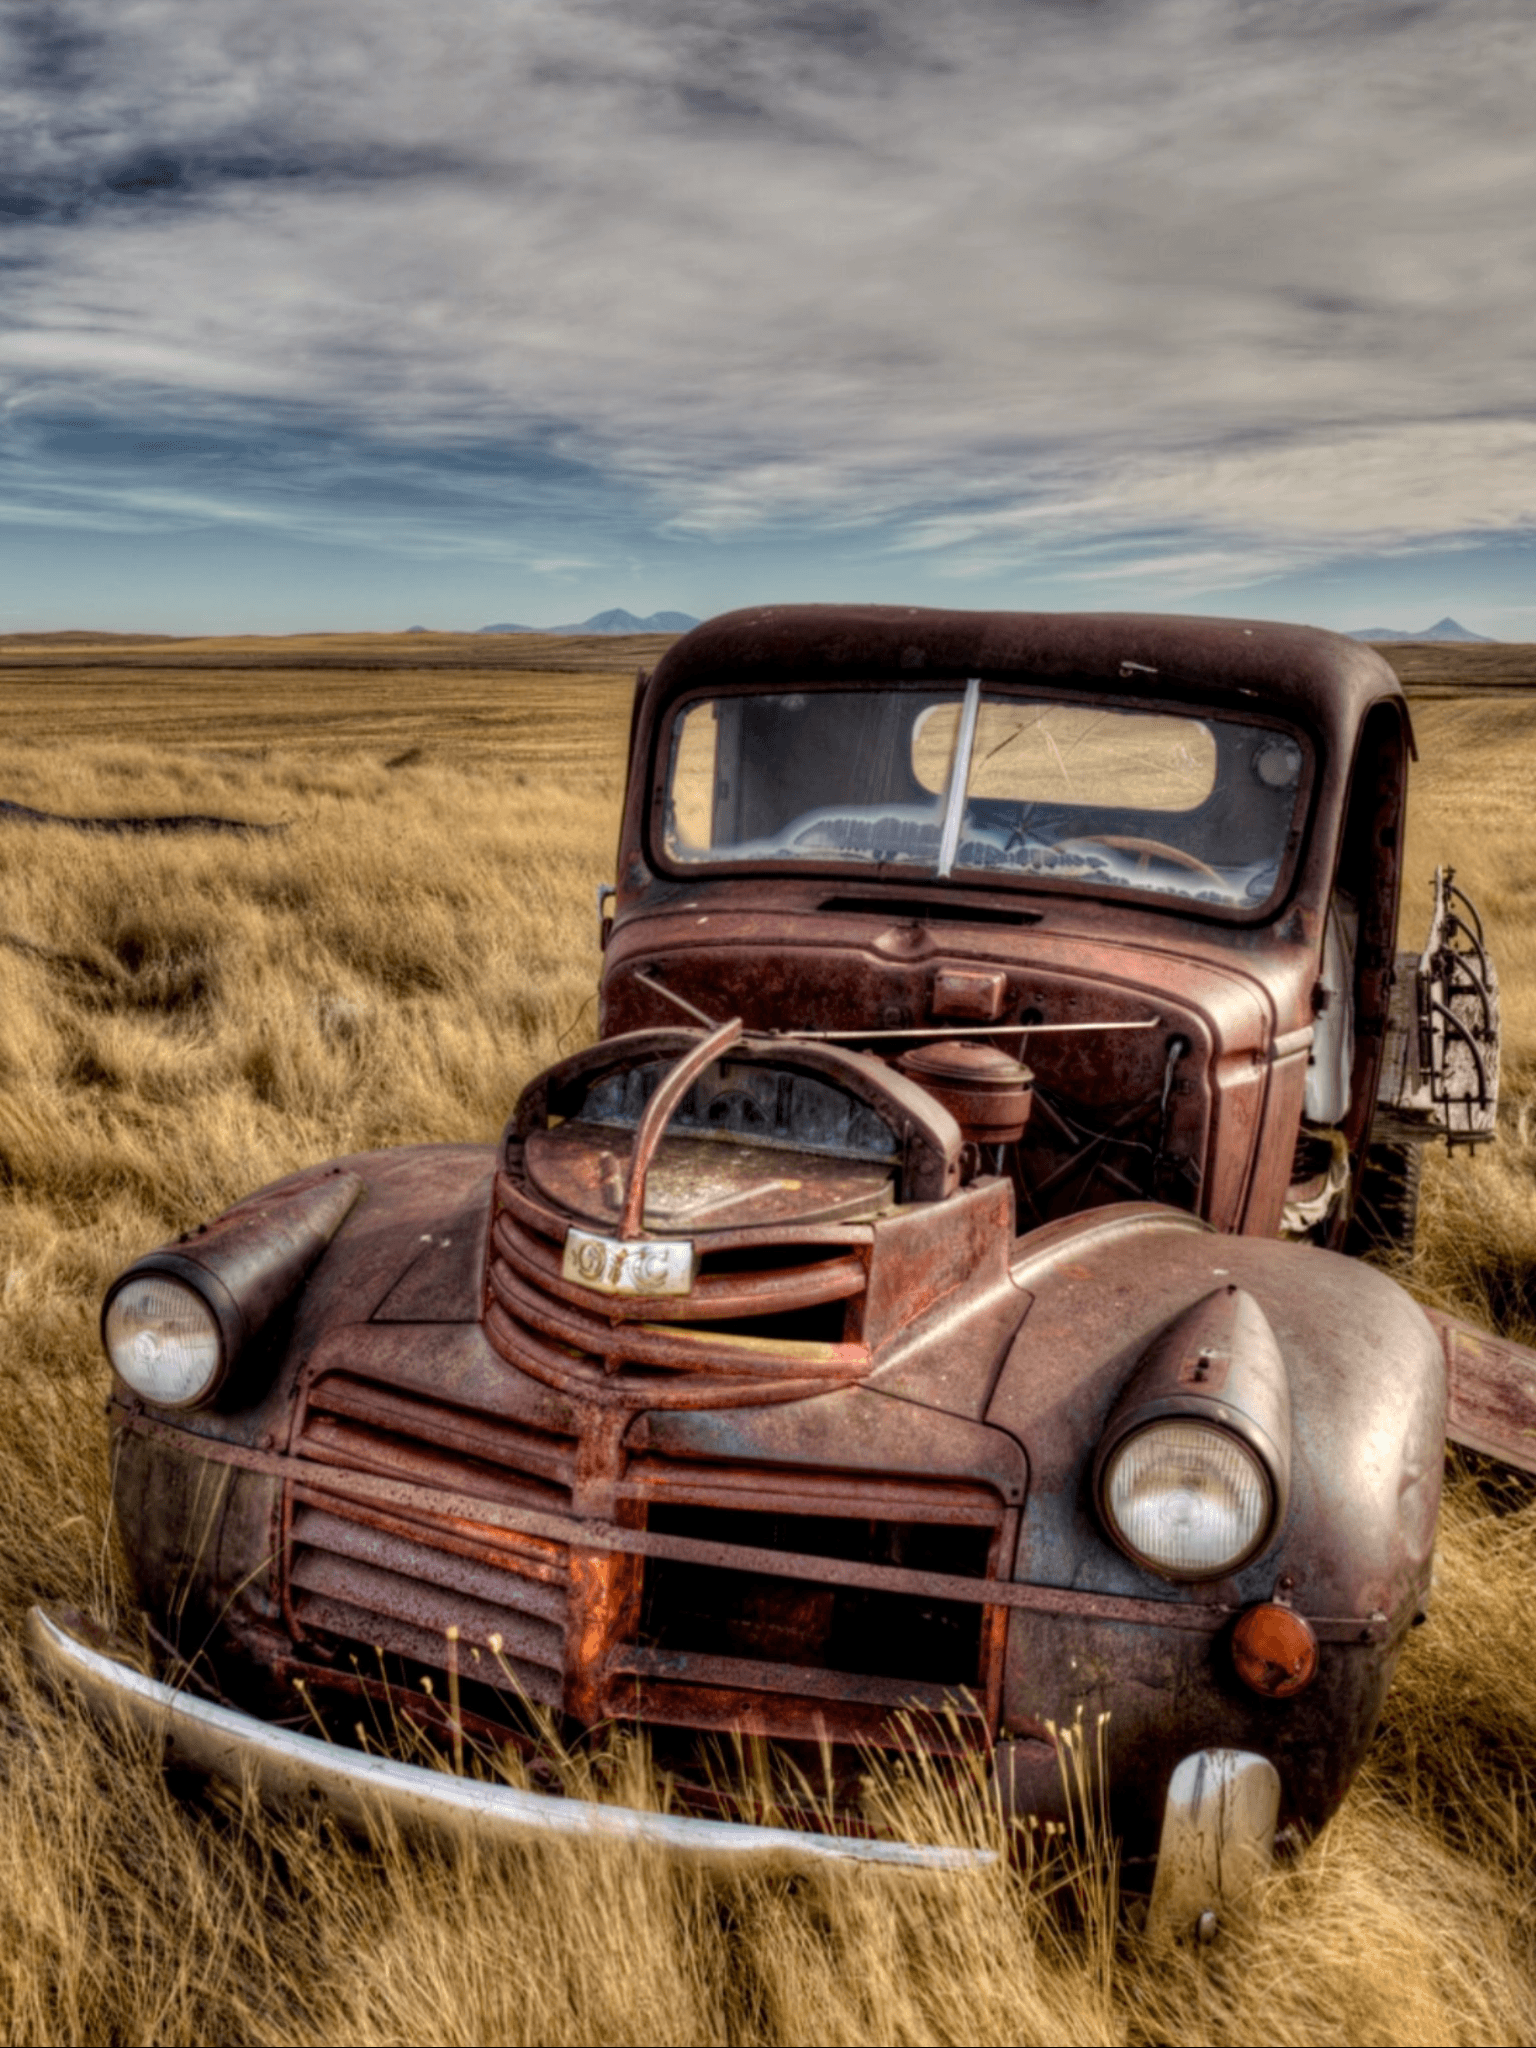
<box><xmin>984</xmin><ymin>1204</ymin><xmax>1443</xmax><ymax>1848</ymax></box>
<box><xmin>989</xmin><ymin>1207</ymin><xmax>1442</xmax><ymax>1620</ymax></box>
<box><xmin>108</xmin><ymin>1144</ymin><xmax>497</xmax><ymax>1663</ymax></box>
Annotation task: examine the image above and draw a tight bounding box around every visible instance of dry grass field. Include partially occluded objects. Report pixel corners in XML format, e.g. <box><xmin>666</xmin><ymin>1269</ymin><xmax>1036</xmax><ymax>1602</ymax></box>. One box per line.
<box><xmin>1</xmin><ymin>630</ymin><xmax>1535</xmax><ymax>2044</ymax></box>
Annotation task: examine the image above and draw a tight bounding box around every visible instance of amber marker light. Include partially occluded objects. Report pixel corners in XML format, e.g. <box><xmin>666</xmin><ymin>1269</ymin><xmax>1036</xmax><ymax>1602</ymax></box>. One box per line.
<box><xmin>1232</xmin><ymin>1603</ymin><xmax>1319</xmax><ymax>1698</ymax></box>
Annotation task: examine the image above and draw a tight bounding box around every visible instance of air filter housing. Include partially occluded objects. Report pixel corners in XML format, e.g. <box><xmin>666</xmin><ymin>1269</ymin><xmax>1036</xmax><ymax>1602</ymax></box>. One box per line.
<box><xmin>897</xmin><ymin>1041</ymin><xmax>1033</xmax><ymax>1150</ymax></box>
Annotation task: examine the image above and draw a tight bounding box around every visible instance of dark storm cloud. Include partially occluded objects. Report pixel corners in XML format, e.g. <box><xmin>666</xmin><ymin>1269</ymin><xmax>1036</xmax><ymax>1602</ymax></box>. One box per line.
<box><xmin>2</xmin><ymin>0</ymin><xmax>1533</xmax><ymax>594</ymax></box>
<box><xmin>4</xmin><ymin>4</ymin><xmax>104</xmax><ymax>90</ymax></box>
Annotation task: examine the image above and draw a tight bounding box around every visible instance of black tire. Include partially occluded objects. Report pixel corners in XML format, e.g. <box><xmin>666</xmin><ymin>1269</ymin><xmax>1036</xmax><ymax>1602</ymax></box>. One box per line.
<box><xmin>1347</xmin><ymin>1140</ymin><xmax>1423</xmax><ymax>1259</ymax></box>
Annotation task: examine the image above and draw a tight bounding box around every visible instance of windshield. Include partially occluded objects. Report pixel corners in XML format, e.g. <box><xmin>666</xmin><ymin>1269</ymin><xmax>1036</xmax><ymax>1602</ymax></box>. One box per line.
<box><xmin>662</xmin><ymin>682</ymin><xmax>1308</xmax><ymax>910</ymax></box>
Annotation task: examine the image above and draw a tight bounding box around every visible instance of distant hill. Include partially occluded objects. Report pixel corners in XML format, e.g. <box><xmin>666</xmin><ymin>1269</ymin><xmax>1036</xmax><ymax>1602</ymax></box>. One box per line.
<box><xmin>1348</xmin><ymin>617</ymin><xmax>1495</xmax><ymax>644</ymax></box>
<box><xmin>477</xmin><ymin>609</ymin><xmax>699</xmax><ymax>636</ymax></box>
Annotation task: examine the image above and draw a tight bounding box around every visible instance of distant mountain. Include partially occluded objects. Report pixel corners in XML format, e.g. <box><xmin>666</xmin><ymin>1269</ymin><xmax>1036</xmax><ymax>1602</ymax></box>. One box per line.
<box><xmin>629</xmin><ymin>610</ymin><xmax>701</xmax><ymax>633</ymax></box>
<box><xmin>1347</xmin><ymin>617</ymin><xmax>1495</xmax><ymax>643</ymax></box>
<box><xmin>476</xmin><ymin>609</ymin><xmax>699</xmax><ymax>636</ymax></box>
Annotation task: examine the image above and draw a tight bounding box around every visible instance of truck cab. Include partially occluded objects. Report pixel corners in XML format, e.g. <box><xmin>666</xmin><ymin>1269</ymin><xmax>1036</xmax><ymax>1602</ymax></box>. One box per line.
<box><xmin>601</xmin><ymin>606</ymin><xmax>1431</xmax><ymax>1243</ymax></box>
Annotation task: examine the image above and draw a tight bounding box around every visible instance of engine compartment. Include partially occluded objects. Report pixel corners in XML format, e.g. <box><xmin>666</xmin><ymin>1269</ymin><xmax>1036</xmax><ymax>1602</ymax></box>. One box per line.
<box><xmin>599</xmin><ymin>897</ymin><xmax>1303</xmax><ymax>1233</ymax></box>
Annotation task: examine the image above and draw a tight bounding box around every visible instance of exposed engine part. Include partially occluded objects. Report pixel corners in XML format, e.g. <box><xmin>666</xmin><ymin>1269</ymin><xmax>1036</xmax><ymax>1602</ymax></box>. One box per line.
<box><xmin>896</xmin><ymin>1040</ymin><xmax>1033</xmax><ymax>1151</ymax></box>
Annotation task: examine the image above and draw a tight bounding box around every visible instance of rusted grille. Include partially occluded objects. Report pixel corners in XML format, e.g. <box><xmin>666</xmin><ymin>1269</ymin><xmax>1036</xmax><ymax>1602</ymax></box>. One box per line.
<box><xmin>485</xmin><ymin>1171</ymin><xmax>874</xmax><ymax>1407</ymax></box>
<box><xmin>610</xmin><ymin>1463</ymin><xmax>1010</xmax><ymax>1746</ymax></box>
<box><xmin>282</xmin><ymin>1366</ymin><xmax>1011</xmax><ymax>1747</ymax></box>
<box><xmin>285</xmin><ymin>1372</ymin><xmax>573</xmax><ymax>1708</ymax></box>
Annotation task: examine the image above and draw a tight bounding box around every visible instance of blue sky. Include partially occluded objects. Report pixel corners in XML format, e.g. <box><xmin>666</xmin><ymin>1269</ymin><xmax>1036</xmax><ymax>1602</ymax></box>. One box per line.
<box><xmin>2</xmin><ymin>0</ymin><xmax>1533</xmax><ymax>637</ymax></box>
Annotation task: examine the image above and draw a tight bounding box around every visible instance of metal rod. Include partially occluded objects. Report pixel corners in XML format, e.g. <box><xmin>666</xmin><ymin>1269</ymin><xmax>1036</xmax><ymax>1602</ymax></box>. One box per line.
<box><xmin>768</xmin><ymin>1019</ymin><xmax>1163</xmax><ymax>1040</ymax></box>
<box><xmin>638</xmin><ymin>971</ymin><xmax>720</xmax><ymax>1029</ymax></box>
<box><xmin>619</xmin><ymin>1016</ymin><xmax>744</xmax><ymax>1239</ymax></box>
<box><xmin>638</xmin><ymin>967</ymin><xmax>1162</xmax><ymax>1040</ymax></box>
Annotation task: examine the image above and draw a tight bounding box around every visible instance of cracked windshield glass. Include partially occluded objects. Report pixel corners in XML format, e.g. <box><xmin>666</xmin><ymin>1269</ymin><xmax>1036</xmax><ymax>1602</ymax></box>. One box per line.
<box><xmin>663</xmin><ymin>686</ymin><xmax>1306</xmax><ymax>908</ymax></box>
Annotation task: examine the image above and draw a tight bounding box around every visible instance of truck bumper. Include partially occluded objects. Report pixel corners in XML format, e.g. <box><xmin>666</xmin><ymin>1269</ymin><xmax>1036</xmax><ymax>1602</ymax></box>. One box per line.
<box><xmin>27</xmin><ymin>1605</ymin><xmax>1278</xmax><ymax>1913</ymax></box>
<box><xmin>24</xmin><ymin>1605</ymin><xmax>994</xmax><ymax>1875</ymax></box>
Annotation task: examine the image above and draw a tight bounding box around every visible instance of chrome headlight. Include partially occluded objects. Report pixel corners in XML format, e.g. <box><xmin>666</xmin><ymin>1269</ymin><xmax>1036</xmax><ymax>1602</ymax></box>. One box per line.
<box><xmin>103</xmin><ymin>1273</ymin><xmax>224</xmax><ymax>1409</ymax></box>
<box><xmin>1100</xmin><ymin>1418</ymin><xmax>1273</xmax><ymax>1580</ymax></box>
<box><xmin>99</xmin><ymin>1170</ymin><xmax>363</xmax><ymax>1413</ymax></box>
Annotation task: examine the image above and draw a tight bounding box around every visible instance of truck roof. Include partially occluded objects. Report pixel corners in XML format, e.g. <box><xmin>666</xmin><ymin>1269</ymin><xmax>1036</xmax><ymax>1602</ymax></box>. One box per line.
<box><xmin>648</xmin><ymin>606</ymin><xmax>1404</xmax><ymax>752</ymax></box>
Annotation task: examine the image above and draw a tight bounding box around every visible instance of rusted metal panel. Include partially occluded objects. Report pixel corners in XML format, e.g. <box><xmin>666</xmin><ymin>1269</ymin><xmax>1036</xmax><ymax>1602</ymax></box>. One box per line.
<box><xmin>291</xmin><ymin>1503</ymin><xmax>567</xmax><ymax>1620</ymax></box>
<box><xmin>633</xmin><ymin>1385</ymin><xmax>1025</xmax><ymax>1507</ymax></box>
<box><xmin>860</xmin><ymin>1178</ymin><xmax>1029</xmax><ymax>1415</ymax></box>
<box><xmin>932</xmin><ymin>966</ymin><xmax>1007</xmax><ymax>1020</ymax></box>
<box><xmin>999</xmin><ymin>1606</ymin><xmax>1402</xmax><ymax>1857</ymax></box>
<box><xmin>307</xmin><ymin>1376</ymin><xmax>575</xmax><ymax>1490</ymax></box>
<box><xmin>285</xmin><ymin>1147</ymin><xmax>501</xmax><ymax>1338</ymax></box>
<box><xmin>1201</xmin><ymin>1049</ymin><xmax>1268</xmax><ymax>1234</ymax></box>
<box><xmin>290</xmin><ymin>1479</ymin><xmax>568</xmax><ymax>1583</ymax></box>
<box><xmin>565</xmin><ymin>1538</ymin><xmax>643</xmax><ymax>1722</ymax></box>
<box><xmin>1240</xmin><ymin>1039</ymin><xmax>1311</xmax><ymax>1237</ymax></box>
<box><xmin>297</xmin><ymin>1412</ymin><xmax>568</xmax><ymax>1513</ymax></box>
<box><xmin>111</xmin><ymin>1416</ymin><xmax>285</xmax><ymax>1657</ymax></box>
<box><xmin>293</xmin><ymin>1592</ymin><xmax>564</xmax><ymax>1708</ymax></box>
<box><xmin>525</xmin><ymin>1126</ymin><xmax>897</xmax><ymax>1232</ymax></box>
<box><xmin>617</xmin><ymin>1457</ymin><xmax>1003</xmax><ymax>1524</ymax></box>
<box><xmin>1429</xmin><ymin>1309</ymin><xmax>1536</xmax><ymax>1475</ymax></box>
<box><xmin>371</xmin><ymin>1172</ymin><xmax>493</xmax><ymax>1321</ymax></box>
<box><xmin>598</xmin><ymin>1676</ymin><xmax>983</xmax><ymax>1753</ymax></box>
<box><xmin>609</xmin><ymin>1644</ymin><xmax>983</xmax><ymax>1715</ymax></box>
<box><xmin>288</xmin><ymin>1548</ymin><xmax>565</xmax><ymax>1674</ymax></box>
<box><xmin>309</xmin><ymin>1321</ymin><xmax>578</xmax><ymax>1435</ymax></box>
<box><xmin>861</xmin><ymin>1176</ymin><xmax>1012</xmax><ymax>1346</ymax></box>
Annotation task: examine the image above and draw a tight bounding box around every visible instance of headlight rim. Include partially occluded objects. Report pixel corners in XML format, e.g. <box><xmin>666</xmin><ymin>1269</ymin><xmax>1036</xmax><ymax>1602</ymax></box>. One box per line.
<box><xmin>101</xmin><ymin>1254</ymin><xmax>244</xmax><ymax>1411</ymax></box>
<box><xmin>1094</xmin><ymin>1407</ymin><xmax>1282</xmax><ymax>1583</ymax></box>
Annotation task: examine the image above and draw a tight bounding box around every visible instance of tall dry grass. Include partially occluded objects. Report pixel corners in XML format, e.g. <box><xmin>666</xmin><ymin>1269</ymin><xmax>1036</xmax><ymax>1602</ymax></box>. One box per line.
<box><xmin>0</xmin><ymin>636</ymin><xmax>1534</xmax><ymax>2044</ymax></box>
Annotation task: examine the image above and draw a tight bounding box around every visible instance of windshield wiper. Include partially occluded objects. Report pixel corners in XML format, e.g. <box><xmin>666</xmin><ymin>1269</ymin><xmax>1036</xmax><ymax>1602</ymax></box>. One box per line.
<box><xmin>935</xmin><ymin>677</ymin><xmax>981</xmax><ymax>879</ymax></box>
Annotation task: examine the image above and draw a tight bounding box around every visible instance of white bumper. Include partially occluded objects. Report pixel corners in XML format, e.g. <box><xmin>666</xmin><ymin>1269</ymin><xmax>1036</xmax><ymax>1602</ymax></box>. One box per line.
<box><xmin>24</xmin><ymin>1605</ymin><xmax>995</xmax><ymax>1875</ymax></box>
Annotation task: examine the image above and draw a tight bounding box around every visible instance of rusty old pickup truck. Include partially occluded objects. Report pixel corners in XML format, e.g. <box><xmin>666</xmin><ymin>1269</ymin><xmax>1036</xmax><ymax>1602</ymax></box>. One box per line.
<box><xmin>31</xmin><ymin>606</ymin><xmax>1534</xmax><ymax>1927</ymax></box>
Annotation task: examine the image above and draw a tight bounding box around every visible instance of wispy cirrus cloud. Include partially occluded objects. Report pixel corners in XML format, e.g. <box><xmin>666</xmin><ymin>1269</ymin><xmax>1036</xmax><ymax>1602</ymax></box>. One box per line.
<box><xmin>1</xmin><ymin>0</ymin><xmax>1533</xmax><ymax>626</ymax></box>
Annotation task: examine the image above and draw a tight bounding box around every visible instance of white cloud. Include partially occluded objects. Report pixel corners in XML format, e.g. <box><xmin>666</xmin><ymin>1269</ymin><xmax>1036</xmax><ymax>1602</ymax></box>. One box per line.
<box><xmin>1</xmin><ymin>0</ymin><xmax>1533</xmax><ymax>581</ymax></box>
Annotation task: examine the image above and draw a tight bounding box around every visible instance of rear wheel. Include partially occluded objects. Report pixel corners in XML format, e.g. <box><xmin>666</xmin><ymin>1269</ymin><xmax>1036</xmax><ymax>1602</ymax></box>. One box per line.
<box><xmin>1347</xmin><ymin>1140</ymin><xmax>1423</xmax><ymax>1259</ymax></box>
